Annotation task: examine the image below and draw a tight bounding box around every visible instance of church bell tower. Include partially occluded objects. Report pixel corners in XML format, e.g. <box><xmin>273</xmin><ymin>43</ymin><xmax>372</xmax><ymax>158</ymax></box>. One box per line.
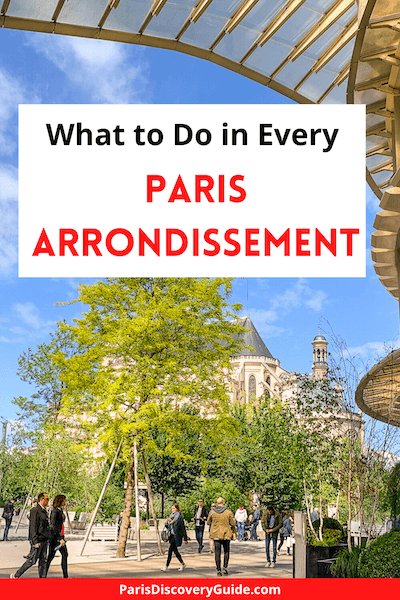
<box><xmin>312</xmin><ymin>334</ymin><xmax>328</xmax><ymax>380</ymax></box>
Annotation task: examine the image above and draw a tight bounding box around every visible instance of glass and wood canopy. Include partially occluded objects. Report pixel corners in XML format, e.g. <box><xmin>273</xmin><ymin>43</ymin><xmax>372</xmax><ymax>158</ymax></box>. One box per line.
<box><xmin>0</xmin><ymin>1</ymin><xmax>398</xmax><ymax>206</ymax></box>
<box><xmin>355</xmin><ymin>348</ymin><xmax>400</xmax><ymax>427</ymax></box>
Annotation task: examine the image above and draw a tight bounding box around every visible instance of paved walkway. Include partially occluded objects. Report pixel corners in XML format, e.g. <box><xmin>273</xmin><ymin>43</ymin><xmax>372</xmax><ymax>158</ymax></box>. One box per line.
<box><xmin>0</xmin><ymin>525</ymin><xmax>293</xmax><ymax>579</ymax></box>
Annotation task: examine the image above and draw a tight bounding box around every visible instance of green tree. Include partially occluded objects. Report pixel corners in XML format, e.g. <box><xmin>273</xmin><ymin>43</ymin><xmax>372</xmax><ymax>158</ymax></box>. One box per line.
<box><xmin>13</xmin><ymin>326</ymin><xmax>76</xmax><ymax>432</ymax></box>
<box><xmin>210</xmin><ymin>399</ymin><xmax>303</xmax><ymax>507</ymax></box>
<box><xmin>56</xmin><ymin>277</ymin><xmax>243</xmax><ymax>557</ymax></box>
<box><xmin>387</xmin><ymin>463</ymin><xmax>400</xmax><ymax>527</ymax></box>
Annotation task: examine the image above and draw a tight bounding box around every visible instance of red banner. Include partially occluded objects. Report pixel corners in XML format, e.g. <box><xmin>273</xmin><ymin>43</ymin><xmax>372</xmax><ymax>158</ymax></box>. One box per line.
<box><xmin>0</xmin><ymin>578</ymin><xmax>398</xmax><ymax>600</ymax></box>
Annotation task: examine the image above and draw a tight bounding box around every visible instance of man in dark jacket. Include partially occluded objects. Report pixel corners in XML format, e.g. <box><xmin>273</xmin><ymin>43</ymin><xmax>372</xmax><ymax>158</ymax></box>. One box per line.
<box><xmin>261</xmin><ymin>506</ymin><xmax>282</xmax><ymax>568</ymax></box>
<box><xmin>2</xmin><ymin>498</ymin><xmax>15</xmax><ymax>541</ymax></box>
<box><xmin>11</xmin><ymin>492</ymin><xmax>50</xmax><ymax>578</ymax></box>
<box><xmin>250</xmin><ymin>505</ymin><xmax>260</xmax><ymax>541</ymax></box>
<box><xmin>193</xmin><ymin>499</ymin><xmax>208</xmax><ymax>553</ymax></box>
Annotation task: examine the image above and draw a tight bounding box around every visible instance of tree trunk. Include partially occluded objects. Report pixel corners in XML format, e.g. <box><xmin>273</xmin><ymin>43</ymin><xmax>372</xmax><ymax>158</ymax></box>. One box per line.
<box><xmin>304</xmin><ymin>479</ymin><xmax>318</xmax><ymax>541</ymax></box>
<box><xmin>161</xmin><ymin>493</ymin><xmax>165</xmax><ymax>518</ymax></box>
<box><xmin>116</xmin><ymin>445</ymin><xmax>135</xmax><ymax>558</ymax></box>
<box><xmin>133</xmin><ymin>440</ymin><xmax>142</xmax><ymax>562</ymax></box>
<box><xmin>335</xmin><ymin>476</ymin><xmax>341</xmax><ymax>521</ymax></box>
<box><xmin>347</xmin><ymin>448</ymin><xmax>353</xmax><ymax>551</ymax></box>
<box><xmin>318</xmin><ymin>480</ymin><xmax>323</xmax><ymax>542</ymax></box>
<box><xmin>142</xmin><ymin>450</ymin><xmax>163</xmax><ymax>555</ymax></box>
<box><xmin>146</xmin><ymin>491</ymin><xmax>150</xmax><ymax>523</ymax></box>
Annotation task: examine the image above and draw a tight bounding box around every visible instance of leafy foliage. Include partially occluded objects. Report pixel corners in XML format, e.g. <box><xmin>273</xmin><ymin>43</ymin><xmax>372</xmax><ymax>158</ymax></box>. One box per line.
<box><xmin>358</xmin><ymin>531</ymin><xmax>400</xmax><ymax>577</ymax></box>
<box><xmin>330</xmin><ymin>546</ymin><xmax>363</xmax><ymax>578</ymax></box>
<box><xmin>13</xmin><ymin>327</ymin><xmax>77</xmax><ymax>431</ymax></box>
<box><xmin>178</xmin><ymin>478</ymin><xmax>248</xmax><ymax>523</ymax></box>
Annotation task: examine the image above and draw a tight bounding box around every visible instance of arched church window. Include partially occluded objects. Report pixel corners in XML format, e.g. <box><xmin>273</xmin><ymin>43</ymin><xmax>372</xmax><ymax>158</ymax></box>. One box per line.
<box><xmin>248</xmin><ymin>374</ymin><xmax>256</xmax><ymax>399</ymax></box>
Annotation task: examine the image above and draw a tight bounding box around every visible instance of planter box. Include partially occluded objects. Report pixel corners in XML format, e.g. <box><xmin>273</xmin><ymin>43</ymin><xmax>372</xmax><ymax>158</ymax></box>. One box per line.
<box><xmin>306</xmin><ymin>545</ymin><xmax>342</xmax><ymax>578</ymax></box>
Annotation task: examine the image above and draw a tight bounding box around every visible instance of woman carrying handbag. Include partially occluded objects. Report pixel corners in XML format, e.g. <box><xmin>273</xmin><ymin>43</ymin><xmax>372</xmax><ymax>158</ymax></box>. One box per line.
<box><xmin>46</xmin><ymin>494</ymin><xmax>69</xmax><ymax>578</ymax></box>
<box><xmin>161</xmin><ymin>503</ymin><xmax>188</xmax><ymax>572</ymax></box>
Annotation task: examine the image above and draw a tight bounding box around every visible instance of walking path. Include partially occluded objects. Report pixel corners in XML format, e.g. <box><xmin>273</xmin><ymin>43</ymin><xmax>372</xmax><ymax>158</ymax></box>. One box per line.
<box><xmin>0</xmin><ymin>525</ymin><xmax>293</xmax><ymax>579</ymax></box>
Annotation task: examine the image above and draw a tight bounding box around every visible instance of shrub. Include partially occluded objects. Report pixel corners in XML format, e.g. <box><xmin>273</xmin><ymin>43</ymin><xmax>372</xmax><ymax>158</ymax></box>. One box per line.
<box><xmin>311</xmin><ymin>528</ymin><xmax>343</xmax><ymax>547</ymax></box>
<box><xmin>330</xmin><ymin>546</ymin><xmax>363</xmax><ymax>577</ymax></box>
<box><xmin>312</xmin><ymin>517</ymin><xmax>343</xmax><ymax>531</ymax></box>
<box><xmin>358</xmin><ymin>531</ymin><xmax>400</xmax><ymax>578</ymax></box>
<box><xmin>178</xmin><ymin>478</ymin><xmax>248</xmax><ymax>523</ymax></box>
<box><xmin>307</xmin><ymin>517</ymin><xmax>344</xmax><ymax>546</ymax></box>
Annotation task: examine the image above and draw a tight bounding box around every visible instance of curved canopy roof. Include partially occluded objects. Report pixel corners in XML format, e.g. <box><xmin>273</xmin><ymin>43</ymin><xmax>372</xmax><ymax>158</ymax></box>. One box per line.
<box><xmin>0</xmin><ymin>0</ymin><xmax>357</xmax><ymax>102</ymax></box>
<box><xmin>355</xmin><ymin>348</ymin><xmax>400</xmax><ymax>427</ymax></box>
<box><xmin>0</xmin><ymin>0</ymin><xmax>358</xmax><ymax>106</ymax></box>
<box><xmin>2</xmin><ymin>0</ymin><xmax>400</xmax><ymax>300</ymax></box>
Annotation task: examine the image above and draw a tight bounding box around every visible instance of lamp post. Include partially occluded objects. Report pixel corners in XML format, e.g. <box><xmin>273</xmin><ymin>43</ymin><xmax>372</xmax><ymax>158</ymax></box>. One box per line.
<box><xmin>0</xmin><ymin>417</ymin><xmax>8</xmax><ymax>499</ymax></box>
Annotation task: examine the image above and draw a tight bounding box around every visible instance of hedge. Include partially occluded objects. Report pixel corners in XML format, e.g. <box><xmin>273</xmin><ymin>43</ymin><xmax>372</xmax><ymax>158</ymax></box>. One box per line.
<box><xmin>358</xmin><ymin>531</ymin><xmax>400</xmax><ymax>578</ymax></box>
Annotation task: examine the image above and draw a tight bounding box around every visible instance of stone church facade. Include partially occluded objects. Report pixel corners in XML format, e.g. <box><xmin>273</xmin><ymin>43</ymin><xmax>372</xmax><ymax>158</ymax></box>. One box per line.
<box><xmin>229</xmin><ymin>317</ymin><xmax>363</xmax><ymax>438</ymax></box>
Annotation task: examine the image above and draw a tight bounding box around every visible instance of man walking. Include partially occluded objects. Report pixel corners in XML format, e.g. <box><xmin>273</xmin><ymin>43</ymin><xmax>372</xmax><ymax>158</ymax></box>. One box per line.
<box><xmin>10</xmin><ymin>492</ymin><xmax>50</xmax><ymax>578</ymax></box>
<box><xmin>2</xmin><ymin>498</ymin><xmax>15</xmax><ymax>541</ymax></box>
<box><xmin>193</xmin><ymin>499</ymin><xmax>208</xmax><ymax>553</ymax></box>
<box><xmin>207</xmin><ymin>497</ymin><xmax>236</xmax><ymax>576</ymax></box>
<box><xmin>250</xmin><ymin>505</ymin><xmax>260</xmax><ymax>541</ymax></box>
<box><xmin>261</xmin><ymin>506</ymin><xmax>282</xmax><ymax>568</ymax></box>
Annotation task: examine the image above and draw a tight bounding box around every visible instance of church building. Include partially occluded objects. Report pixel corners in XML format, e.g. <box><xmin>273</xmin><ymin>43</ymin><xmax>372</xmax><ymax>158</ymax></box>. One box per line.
<box><xmin>230</xmin><ymin>317</ymin><xmax>363</xmax><ymax>438</ymax></box>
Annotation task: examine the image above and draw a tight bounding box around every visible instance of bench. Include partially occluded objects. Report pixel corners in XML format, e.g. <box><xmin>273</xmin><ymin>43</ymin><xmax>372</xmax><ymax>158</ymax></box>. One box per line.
<box><xmin>91</xmin><ymin>523</ymin><xmax>118</xmax><ymax>541</ymax></box>
<box><xmin>71</xmin><ymin>521</ymin><xmax>86</xmax><ymax>531</ymax></box>
<box><xmin>317</xmin><ymin>557</ymin><xmax>336</xmax><ymax>577</ymax></box>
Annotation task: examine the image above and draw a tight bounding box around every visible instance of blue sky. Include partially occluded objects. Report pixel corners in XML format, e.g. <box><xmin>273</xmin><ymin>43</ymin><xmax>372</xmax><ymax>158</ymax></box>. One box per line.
<box><xmin>0</xmin><ymin>28</ymin><xmax>399</xmax><ymax>423</ymax></box>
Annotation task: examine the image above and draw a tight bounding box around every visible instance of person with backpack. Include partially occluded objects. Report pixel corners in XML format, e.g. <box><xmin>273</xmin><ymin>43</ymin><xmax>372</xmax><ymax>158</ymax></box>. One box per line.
<box><xmin>161</xmin><ymin>503</ymin><xmax>188</xmax><ymax>572</ymax></box>
<box><xmin>2</xmin><ymin>498</ymin><xmax>15</xmax><ymax>541</ymax></box>
<box><xmin>278</xmin><ymin>511</ymin><xmax>293</xmax><ymax>555</ymax></box>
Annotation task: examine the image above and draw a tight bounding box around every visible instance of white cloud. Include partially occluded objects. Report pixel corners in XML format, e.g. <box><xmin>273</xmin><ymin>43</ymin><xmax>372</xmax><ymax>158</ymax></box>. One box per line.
<box><xmin>0</xmin><ymin>301</ymin><xmax>57</xmax><ymax>344</ymax></box>
<box><xmin>12</xmin><ymin>302</ymin><xmax>55</xmax><ymax>331</ymax></box>
<box><xmin>245</xmin><ymin>308</ymin><xmax>287</xmax><ymax>338</ymax></box>
<box><xmin>28</xmin><ymin>34</ymin><xmax>149</xmax><ymax>103</ymax></box>
<box><xmin>244</xmin><ymin>279</ymin><xmax>328</xmax><ymax>339</ymax></box>
<box><xmin>269</xmin><ymin>279</ymin><xmax>328</xmax><ymax>315</ymax></box>
<box><xmin>0</xmin><ymin>164</ymin><xmax>18</xmax><ymax>275</ymax></box>
<box><xmin>348</xmin><ymin>339</ymin><xmax>400</xmax><ymax>362</ymax></box>
<box><xmin>304</xmin><ymin>290</ymin><xmax>327</xmax><ymax>312</ymax></box>
<box><xmin>0</xmin><ymin>68</ymin><xmax>30</xmax><ymax>155</ymax></box>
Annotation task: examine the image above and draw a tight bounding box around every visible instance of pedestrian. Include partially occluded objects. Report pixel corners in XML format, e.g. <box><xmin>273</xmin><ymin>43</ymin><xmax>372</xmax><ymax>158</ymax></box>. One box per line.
<box><xmin>10</xmin><ymin>492</ymin><xmax>50</xmax><ymax>578</ymax></box>
<box><xmin>2</xmin><ymin>498</ymin><xmax>15</xmax><ymax>541</ymax></box>
<box><xmin>46</xmin><ymin>494</ymin><xmax>69</xmax><ymax>578</ymax></box>
<box><xmin>161</xmin><ymin>503</ymin><xmax>188</xmax><ymax>572</ymax></box>
<box><xmin>261</xmin><ymin>505</ymin><xmax>282</xmax><ymax>568</ymax></box>
<box><xmin>234</xmin><ymin>505</ymin><xmax>248</xmax><ymax>541</ymax></box>
<box><xmin>250</xmin><ymin>505</ymin><xmax>260</xmax><ymax>541</ymax></box>
<box><xmin>208</xmin><ymin>503</ymin><xmax>215</xmax><ymax>554</ymax></box>
<box><xmin>193</xmin><ymin>499</ymin><xmax>208</xmax><ymax>553</ymax></box>
<box><xmin>278</xmin><ymin>512</ymin><xmax>293</xmax><ymax>555</ymax></box>
<box><xmin>207</xmin><ymin>497</ymin><xmax>236</xmax><ymax>576</ymax></box>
